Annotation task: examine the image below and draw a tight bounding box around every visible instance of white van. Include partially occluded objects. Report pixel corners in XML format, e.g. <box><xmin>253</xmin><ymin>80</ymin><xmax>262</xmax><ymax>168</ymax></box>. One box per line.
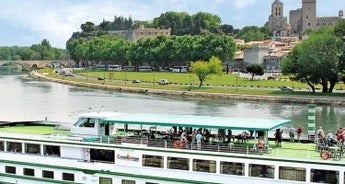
<box><xmin>108</xmin><ymin>65</ymin><xmax>122</xmax><ymax>71</ymax></box>
<box><xmin>158</xmin><ymin>79</ymin><xmax>169</xmax><ymax>85</ymax></box>
<box><xmin>171</xmin><ymin>66</ymin><xmax>188</xmax><ymax>73</ymax></box>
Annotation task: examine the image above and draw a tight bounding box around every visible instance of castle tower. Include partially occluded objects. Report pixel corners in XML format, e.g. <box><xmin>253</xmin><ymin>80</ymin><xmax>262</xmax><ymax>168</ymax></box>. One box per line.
<box><xmin>302</xmin><ymin>0</ymin><xmax>317</xmax><ymax>31</ymax></box>
<box><xmin>272</xmin><ymin>0</ymin><xmax>284</xmax><ymax>18</ymax></box>
<box><xmin>266</xmin><ymin>0</ymin><xmax>290</xmax><ymax>37</ymax></box>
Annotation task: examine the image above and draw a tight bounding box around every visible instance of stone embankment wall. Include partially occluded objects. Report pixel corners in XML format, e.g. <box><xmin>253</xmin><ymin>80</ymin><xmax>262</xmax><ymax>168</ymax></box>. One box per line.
<box><xmin>30</xmin><ymin>71</ymin><xmax>345</xmax><ymax>106</ymax></box>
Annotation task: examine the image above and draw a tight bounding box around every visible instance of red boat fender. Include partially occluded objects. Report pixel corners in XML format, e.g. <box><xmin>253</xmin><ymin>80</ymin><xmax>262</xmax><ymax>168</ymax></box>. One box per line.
<box><xmin>320</xmin><ymin>150</ymin><xmax>330</xmax><ymax>160</ymax></box>
<box><xmin>173</xmin><ymin>140</ymin><xmax>182</xmax><ymax>149</ymax></box>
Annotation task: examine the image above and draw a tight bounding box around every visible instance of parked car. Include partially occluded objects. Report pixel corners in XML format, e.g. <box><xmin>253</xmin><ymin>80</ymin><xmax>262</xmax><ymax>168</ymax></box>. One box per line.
<box><xmin>280</xmin><ymin>86</ymin><xmax>293</xmax><ymax>91</ymax></box>
<box><xmin>158</xmin><ymin>79</ymin><xmax>169</xmax><ymax>85</ymax></box>
<box><xmin>132</xmin><ymin>79</ymin><xmax>141</xmax><ymax>83</ymax></box>
<box><xmin>64</xmin><ymin>73</ymin><xmax>75</xmax><ymax>77</ymax></box>
<box><xmin>97</xmin><ymin>76</ymin><xmax>105</xmax><ymax>80</ymax></box>
<box><xmin>267</xmin><ymin>76</ymin><xmax>275</xmax><ymax>80</ymax></box>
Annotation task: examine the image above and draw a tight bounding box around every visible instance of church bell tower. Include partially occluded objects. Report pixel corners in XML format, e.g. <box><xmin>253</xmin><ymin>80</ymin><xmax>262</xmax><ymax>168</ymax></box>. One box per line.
<box><xmin>272</xmin><ymin>0</ymin><xmax>284</xmax><ymax>18</ymax></box>
<box><xmin>302</xmin><ymin>0</ymin><xmax>317</xmax><ymax>31</ymax></box>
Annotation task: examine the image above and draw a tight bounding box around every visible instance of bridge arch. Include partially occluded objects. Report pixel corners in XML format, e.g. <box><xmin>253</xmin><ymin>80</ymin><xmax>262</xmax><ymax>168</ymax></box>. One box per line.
<box><xmin>0</xmin><ymin>60</ymin><xmax>73</xmax><ymax>71</ymax></box>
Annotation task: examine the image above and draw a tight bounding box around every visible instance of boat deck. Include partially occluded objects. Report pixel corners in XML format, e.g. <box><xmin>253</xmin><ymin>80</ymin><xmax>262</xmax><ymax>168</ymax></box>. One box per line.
<box><xmin>110</xmin><ymin>135</ymin><xmax>327</xmax><ymax>160</ymax></box>
<box><xmin>0</xmin><ymin>124</ymin><xmax>69</xmax><ymax>135</ymax></box>
<box><xmin>0</xmin><ymin>124</ymin><xmax>342</xmax><ymax>162</ymax></box>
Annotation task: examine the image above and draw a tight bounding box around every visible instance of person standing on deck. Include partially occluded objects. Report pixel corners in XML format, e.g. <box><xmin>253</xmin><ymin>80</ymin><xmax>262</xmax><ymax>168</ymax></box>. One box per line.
<box><xmin>191</xmin><ymin>129</ymin><xmax>196</xmax><ymax>144</ymax></box>
<box><xmin>336</xmin><ymin>127</ymin><xmax>344</xmax><ymax>145</ymax></box>
<box><xmin>289</xmin><ymin>125</ymin><xmax>295</xmax><ymax>142</ymax></box>
<box><xmin>195</xmin><ymin>131</ymin><xmax>203</xmax><ymax>150</ymax></box>
<box><xmin>297</xmin><ymin>125</ymin><xmax>303</xmax><ymax>142</ymax></box>
<box><xmin>317</xmin><ymin>126</ymin><xmax>325</xmax><ymax>139</ymax></box>
<box><xmin>326</xmin><ymin>130</ymin><xmax>336</xmax><ymax>146</ymax></box>
<box><xmin>227</xmin><ymin>129</ymin><xmax>232</xmax><ymax>143</ymax></box>
<box><xmin>180</xmin><ymin>130</ymin><xmax>187</xmax><ymax>141</ymax></box>
<box><xmin>274</xmin><ymin>128</ymin><xmax>283</xmax><ymax>147</ymax></box>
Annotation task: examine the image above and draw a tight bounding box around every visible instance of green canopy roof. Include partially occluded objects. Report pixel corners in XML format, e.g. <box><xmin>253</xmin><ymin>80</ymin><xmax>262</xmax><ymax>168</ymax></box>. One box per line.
<box><xmin>102</xmin><ymin>113</ymin><xmax>292</xmax><ymax>131</ymax></box>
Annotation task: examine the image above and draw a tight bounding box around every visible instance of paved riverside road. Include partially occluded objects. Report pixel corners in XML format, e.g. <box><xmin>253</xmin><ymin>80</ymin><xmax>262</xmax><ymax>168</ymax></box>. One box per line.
<box><xmin>33</xmin><ymin>71</ymin><xmax>345</xmax><ymax>106</ymax></box>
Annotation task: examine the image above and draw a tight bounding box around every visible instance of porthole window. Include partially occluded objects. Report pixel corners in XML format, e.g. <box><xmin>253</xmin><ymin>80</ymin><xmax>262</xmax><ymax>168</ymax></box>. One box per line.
<box><xmin>62</xmin><ymin>172</ymin><xmax>74</xmax><ymax>181</ymax></box>
<box><xmin>42</xmin><ymin>170</ymin><xmax>54</xmax><ymax>179</ymax></box>
<box><xmin>5</xmin><ymin>166</ymin><xmax>16</xmax><ymax>174</ymax></box>
<box><xmin>23</xmin><ymin>168</ymin><xmax>34</xmax><ymax>176</ymax></box>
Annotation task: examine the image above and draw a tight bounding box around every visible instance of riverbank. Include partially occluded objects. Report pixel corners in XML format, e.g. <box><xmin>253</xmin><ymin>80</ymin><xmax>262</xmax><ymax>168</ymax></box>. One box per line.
<box><xmin>30</xmin><ymin>71</ymin><xmax>345</xmax><ymax>106</ymax></box>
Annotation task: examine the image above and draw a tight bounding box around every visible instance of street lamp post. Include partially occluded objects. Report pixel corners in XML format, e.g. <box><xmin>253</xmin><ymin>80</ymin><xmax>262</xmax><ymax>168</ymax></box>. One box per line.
<box><xmin>189</xmin><ymin>75</ymin><xmax>192</xmax><ymax>91</ymax></box>
<box><xmin>125</xmin><ymin>72</ymin><xmax>127</xmax><ymax>86</ymax></box>
<box><xmin>235</xmin><ymin>74</ymin><xmax>238</xmax><ymax>92</ymax></box>
<box><xmin>86</xmin><ymin>69</ymin><xmax>88</xmax><ymax>81</ymax></box>
<box><xmin>153</xmin><ymin>74</ymin><xmax>156</xmax><ymax>88</ymax></box>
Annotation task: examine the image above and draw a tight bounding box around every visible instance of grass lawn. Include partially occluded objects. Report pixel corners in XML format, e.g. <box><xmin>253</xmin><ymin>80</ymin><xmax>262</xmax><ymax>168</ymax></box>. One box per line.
<box><xmin>0</xmin><ymin>125</ymin><xmax>69</xmax><ymax>135</ymax></box>
<box><xmin>40</xmin><ymin>68</ymin><xmax>345</xmax><ymax>97</ymax></box>
<box><xmin>270</xmin><ymin>142</ymin><xmax>321</xmax><ymax>160</ymax></box>
<box><xmin>237</xmin><ymin>139</ymin><xmax>322</xmax><ymax>160</ymax></box>
<box><xmin>74</xmin><ymin>70</ymin><xmax>306</xmax><ymax>88</ymax></box>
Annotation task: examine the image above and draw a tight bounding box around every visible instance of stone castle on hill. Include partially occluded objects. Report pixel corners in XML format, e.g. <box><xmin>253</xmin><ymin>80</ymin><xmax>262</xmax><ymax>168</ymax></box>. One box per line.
<box><xmin>266</xmin><ymin>0</ymin><xmax>343</xmax><ymax>36</ymax></box>
<box><xmin>229</xmin><ymin>0</ymin><xmax>344</xmax><ymax>73</ymax></box>
<box><xmin>106</xmin><ymin>25</ymin><xmax>171</xmax><ymax>42</ymax></box>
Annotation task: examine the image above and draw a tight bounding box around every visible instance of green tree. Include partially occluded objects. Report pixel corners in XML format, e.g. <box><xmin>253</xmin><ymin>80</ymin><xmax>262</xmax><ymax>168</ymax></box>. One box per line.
<box><xmin>237</xmin><ymin>26</ymin><xmax>271</xmax><ymax>42</ymax></box>
<box><xmin>153</xmin><ymin>11</ymin><xmax>187</xmax><ymax>35</ymax></box>
<box><xmin>220</xmin><ymin>24</ymin><xmax>234</xmax><ymax>35</ymax></box>
<box><xmin>19</xmin><ymin>47</ymin><xmax>40</xmax><ymax>60</ymax></box>
<box><xmin>192</xmin><ymin>12</ymin><xmax>221</xmax><ymax>34</ymax></box>
<box><xmin>99</xmin><ymin>20</ymin><xmax>112</xmax><ymax>30</ymax></box>
<box><xmin>81</xmin><ymin>22</ymin><xmax>96</xmax><ymax>32</ymax></box>
<box><xmin>67</xmin><ymin>38</ymin><xmax>87</xmax><ymax>66</ymax></box>
<box><xmin>282</xmin><ymin>27</ymin><xmax>342</xmax><ymax>93</ymax></box>
<box><xmin>190</xmin><ymin>56</ymin><xmax>223</xmax><ymax>87</ymax></box>
<box><xmin>246</xmin><ymin>64</ymin><xmax>264</xmax><ymax>80</ymax></box>
<box><xmin>30</xmin><ymin>39</ymin><xmax>54</xmax><ymax>60</ymax></box>
<box><xmin>0</xmin><ymin>40</ymin><xmax>64</xmax><ymax>61</ymax></box>
<box><xmin>152</xmin><ymin>11</ymin><xmax>221</xmax><ymax>35</ymax></box>
<box><xmin>334</xmin><ymin>19</ymin><xmax>345</xmax><ymax>84</ymax></box>
<box><xmin>41</xmin><ymin>39</ymin><xmax>51</xmax><ymax>48</ymax></box>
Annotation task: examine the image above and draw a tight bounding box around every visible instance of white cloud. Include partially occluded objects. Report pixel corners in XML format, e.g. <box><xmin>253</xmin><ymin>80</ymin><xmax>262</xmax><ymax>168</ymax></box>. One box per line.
<box><xmin>0</xmin><ymin>0</ymin><xmax>343</xmax><ymax>48</ymax></box>
<box><xmin>1</xmin><ymin>0</ymin><xmax>265</xmax><ymax>48</ymax></box>
<box><xmin>233</xmin><ymin>0</ymin><xmax>259</xmax><ymax>9</ymax></box>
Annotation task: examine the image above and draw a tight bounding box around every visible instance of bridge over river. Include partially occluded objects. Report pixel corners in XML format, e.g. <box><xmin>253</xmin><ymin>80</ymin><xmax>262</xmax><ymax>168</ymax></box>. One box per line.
<box><xmin>0</xmin><ymin>60</ymin><xmax>72</xmax><ymax>71</ymax></box>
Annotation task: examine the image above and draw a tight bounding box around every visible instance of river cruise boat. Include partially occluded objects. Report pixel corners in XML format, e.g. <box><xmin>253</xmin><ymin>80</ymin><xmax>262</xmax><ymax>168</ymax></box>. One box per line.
<box><xmin>0</xmin><ymin>112</ymin><xmax>343</xmax><ymax>184</ymax></box>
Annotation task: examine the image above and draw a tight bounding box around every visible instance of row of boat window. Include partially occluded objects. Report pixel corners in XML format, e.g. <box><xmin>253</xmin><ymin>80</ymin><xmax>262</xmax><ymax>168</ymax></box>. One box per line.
<box><xmin>0</xmin><ymin>141</ymin><xmax>60</xmax><ymax>156</ymax></box>
<box><xmin>4</xmin><ymin>165</ymin><xmax>158</xmax><ymax>184</ymax></box>
<box><xmin>0</xmin><ymin>141</ymin><xmax>340</xmax><ymax>183</ymax></box>
<box><xmin>5</xmin><ymin>166</ymin><xmax>74</xmax><ymax>181</ymax></box>
<box><xmin>142</xmin><ymin>155</ymin><xmax>339</xmax><ymax>183</ymax></box>
<box><xmin>2</xmin><ymin>161</ymin><xmax>340</xmax><ymax>184</ymax></box>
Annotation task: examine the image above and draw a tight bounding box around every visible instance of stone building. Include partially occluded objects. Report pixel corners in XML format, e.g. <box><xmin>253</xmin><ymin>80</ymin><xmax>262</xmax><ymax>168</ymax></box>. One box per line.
<box><xmin>289</xmin><ymin>0</ymin><xmax>343</xmax><ymax>34</ymax></box>
<box><xmin>267</xmin><ymin>0</ymin><xmax>343</xmax><ymax>36</ymax></box>
<box><xmin>265</xmin><ymin>0</ymin><xmax>291</xmax><ymax>37</ymax></box>
<box><xmin>107</xmin><ymin>25</ymin><xmax>171</xmax><ymax>42</ymax></box>
<box><xmin>243</xmin><ymin>43</ymin><xmax>269</xmax><ymax>66</ymax></box>
<box><xmin>231</xmin><ymin>39</ymin><xmax>298</xmax><ymax>72</ymax></box>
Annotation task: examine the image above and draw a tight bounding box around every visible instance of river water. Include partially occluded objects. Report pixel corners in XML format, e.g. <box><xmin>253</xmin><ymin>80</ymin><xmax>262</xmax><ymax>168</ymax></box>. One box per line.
<box><xmin>1</xmin><ymin>67</ymin><xmax>345</xmax><ymax>135</ymax></box>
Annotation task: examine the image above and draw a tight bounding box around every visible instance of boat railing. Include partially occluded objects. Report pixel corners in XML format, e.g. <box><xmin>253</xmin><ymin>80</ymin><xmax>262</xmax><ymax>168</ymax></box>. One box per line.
<box><xmin>148</xmin><ymin>139</ymin><xmax>262</xmax><ymax>155</ymax></box>
<box><xmin>97</xmin><ymin>136</ymin><xmax>148</xmax><ymax>145</ymax></box>
<box><xmin>79</xmin><ymin>135</ymin><xmax>338</xmax><ymax>160</ymax></box>
<box><xmin>97</xmin><ymin>136</ymin><xmax>262</xmax><ymax>155</ymax></box>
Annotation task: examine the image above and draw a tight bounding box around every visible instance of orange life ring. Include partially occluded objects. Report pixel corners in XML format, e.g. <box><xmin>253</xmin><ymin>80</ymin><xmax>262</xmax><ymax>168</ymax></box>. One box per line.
<box><xmin>173</xmin><ymin>140</ymin><xmax>182</xmax><ymax>149</ymax></box>
<box><xmin>320</xmin><ymin>150</ymin><xmax>330</xmax><ymax>160</ymax></box>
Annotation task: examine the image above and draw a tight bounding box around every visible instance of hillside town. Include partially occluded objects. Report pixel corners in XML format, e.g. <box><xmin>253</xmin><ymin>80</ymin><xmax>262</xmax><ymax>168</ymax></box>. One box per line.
<box><xmin>88</xmin><ymin>0</ymin><xmax>343</xmax><ymax>73</ymax></box>
<box><xmin>232</xmin><ymin>0</ymin><xmax>343</xmax><ymax>73</ymax></box>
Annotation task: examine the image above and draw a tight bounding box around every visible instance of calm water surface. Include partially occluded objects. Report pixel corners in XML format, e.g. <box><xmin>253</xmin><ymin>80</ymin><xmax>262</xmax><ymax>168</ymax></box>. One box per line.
<box><xmin>1</xmin><ymin>68</ymin><xmax>345</xmax><ymax>134</ymax></box>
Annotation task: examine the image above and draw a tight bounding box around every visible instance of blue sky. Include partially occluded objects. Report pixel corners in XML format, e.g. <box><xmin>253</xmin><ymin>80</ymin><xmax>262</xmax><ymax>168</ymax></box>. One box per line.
<box><xmin>0</xmin><ymin>0</ymin><xmax>343</xmax><ymax>49</ymax></box>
